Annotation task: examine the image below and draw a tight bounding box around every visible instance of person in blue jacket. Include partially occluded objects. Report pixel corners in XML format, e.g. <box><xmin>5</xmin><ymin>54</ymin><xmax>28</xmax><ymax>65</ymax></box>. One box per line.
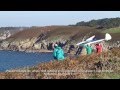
<box><xmin>53</xmin><ymin>44</ymin><xmax>65</xmax><ymax>60</ymax></box>
<box><xmin>56</xmin><ymin>47</ymin><xmax>65</xmax><ymax>60</ymax></box>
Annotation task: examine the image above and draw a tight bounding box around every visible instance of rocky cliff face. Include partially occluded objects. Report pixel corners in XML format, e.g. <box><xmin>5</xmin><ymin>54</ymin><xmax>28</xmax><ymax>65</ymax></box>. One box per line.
<box><xmin>0</xmin><ymin>31</ymin><xmax>11</xmax><ymax>40</ymax></box>
<box><xmin>0</xmin><ymin>26</ymin><xmax>119</xmax><ymax>53</ymax></box>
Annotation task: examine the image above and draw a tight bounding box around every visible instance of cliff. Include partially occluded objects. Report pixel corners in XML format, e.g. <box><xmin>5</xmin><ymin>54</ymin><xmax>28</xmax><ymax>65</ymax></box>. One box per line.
<box><xmin>0</xmin><ymin>26</ymin><xmax>120</xmax><ymax>53</ymax></box>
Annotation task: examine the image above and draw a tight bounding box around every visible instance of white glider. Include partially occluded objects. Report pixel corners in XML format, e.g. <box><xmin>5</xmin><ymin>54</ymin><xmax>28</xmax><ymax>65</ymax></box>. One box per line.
<box><xmin>76</xmin><ymin>33</ymin><xmax>112</xmax><ymax>46</ymax></box>
<box><xmin>85</xmin><ymin>33</ymin><xmax>112</xmax><ymax>45</ymax></box>
<box><xmin>76</xmin><ymin>35</ymin><xmax>95</xmax><ymax>46</ymax></box>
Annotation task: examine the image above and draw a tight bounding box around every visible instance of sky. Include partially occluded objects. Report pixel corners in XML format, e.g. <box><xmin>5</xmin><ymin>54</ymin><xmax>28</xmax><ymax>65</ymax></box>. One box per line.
<box><xmin>0</xmin><ymin>11</ymin><xmax>120</xmax><ymax>27</ymax></box>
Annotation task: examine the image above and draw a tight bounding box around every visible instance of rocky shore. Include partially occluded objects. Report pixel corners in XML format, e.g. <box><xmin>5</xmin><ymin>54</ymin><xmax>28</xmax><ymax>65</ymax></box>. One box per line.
<box><xmin>0</xmin><ymin>26</ymin><xmax>120</xmax><ymax>54</ymax></box>
<box><xmin>0</xmin><ymin>39</ymin><xmax>69</xmax><ymax>53</ymax></box>
<box><xmin>0</xmin><ymin>38</ymin><xmax>120</xmax><ymax>54</ymax></box>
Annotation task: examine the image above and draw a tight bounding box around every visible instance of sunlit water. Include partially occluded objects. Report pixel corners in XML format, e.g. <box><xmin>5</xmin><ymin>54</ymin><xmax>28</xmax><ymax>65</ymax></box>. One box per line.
<box><xmin>0</xmin><ymin>51</ymin><xmax>54</xmax><ymax>72</ymax></box>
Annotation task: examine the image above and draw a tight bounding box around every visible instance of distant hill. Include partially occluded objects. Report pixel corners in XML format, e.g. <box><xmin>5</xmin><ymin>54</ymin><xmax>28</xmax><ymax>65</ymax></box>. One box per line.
<box><xmin>6</xmin><ymin>26</ymin><xmax>104</xmax><ymax>43</ymax></box>
<box><xmin>6</xmin><ymin>25</ymin><xmax>120</xmax><ymax>43</ymax></box>
<box><xmin>74</xmin><ymin>17</ymin><xmax>120</xmax><ymax>29</ymax></box>
<box><xmin>0</xmin><ymin>27</ymin><xmax>29</xmax><ymax>35</ymax></box>
<box><xmin>7</xmin><ymin>26</ymin><xmax>60</xmax><ymax>41</ymax></box>
<box><xmin>0</xmin><ymin>27</ymin><xmax>29</xmax><ymax>31</ymax></box>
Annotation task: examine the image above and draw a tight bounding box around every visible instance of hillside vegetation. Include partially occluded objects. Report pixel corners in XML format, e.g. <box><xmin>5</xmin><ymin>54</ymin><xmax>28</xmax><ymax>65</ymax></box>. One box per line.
<box><xmin>101</xmin><ymin>27</ymin><xmax>120</xmax><ymax>42</ymax></box>
<box><xmin>102</xmin><ymin>27</ymin><xmax>120</xmax><ymax>33</ymax></box>
<box><xmin>75</xmin><ymin>17</ymin><xmax>120</xmax><ymax>29</ymax></box>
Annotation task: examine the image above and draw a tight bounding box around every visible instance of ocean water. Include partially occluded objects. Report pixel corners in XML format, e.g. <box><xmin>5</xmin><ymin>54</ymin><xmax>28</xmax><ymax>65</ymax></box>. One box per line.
<box><xmin>0</xmin><ymin>51</ymin><xmax>54</xmax><ymax>72</ymax></box>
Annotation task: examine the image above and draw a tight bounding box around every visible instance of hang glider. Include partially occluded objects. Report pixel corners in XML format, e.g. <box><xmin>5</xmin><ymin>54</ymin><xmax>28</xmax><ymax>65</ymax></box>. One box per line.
<box><xmin>76</xmin><ymin>35</ymin><xmax>95</xmax><ymax>46</ymax></box>
<box><xmin>86</xmin><ymin>33</ymin><xmax>112</xmax><ymax>45</ymax></box>
<box><xmin>76</xmin><ymin>33</ymin><xmax>112</xmax><ymax>46</ymax></box>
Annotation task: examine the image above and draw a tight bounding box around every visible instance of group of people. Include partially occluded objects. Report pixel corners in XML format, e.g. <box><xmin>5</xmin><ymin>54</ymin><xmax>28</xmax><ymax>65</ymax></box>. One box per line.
<box><xmin>76</xmin><ymin>43</ymin><xmax>103</xmax><ymax>56</ymax></box>
<box><xmin>52</xmin><ymin>42</ymin><xmax>103</xmax><ymax>61</ymax></box>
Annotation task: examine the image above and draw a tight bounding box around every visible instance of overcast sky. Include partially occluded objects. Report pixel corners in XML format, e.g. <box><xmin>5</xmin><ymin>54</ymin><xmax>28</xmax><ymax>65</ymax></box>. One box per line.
<box><xmin>0</xmin><ymin>11</ymin><xmax>120</xmax><ymax>27</ymax></box>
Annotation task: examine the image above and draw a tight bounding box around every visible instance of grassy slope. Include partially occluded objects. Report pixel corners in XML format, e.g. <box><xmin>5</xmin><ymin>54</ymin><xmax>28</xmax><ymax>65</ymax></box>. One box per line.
<box><xmin>102</xmin><ymin>27</ymin><xmax>120</xmax><ymax>33</ymax></box>
<box><xmin>46</xmin><ymin>26</ymin><xmax>103</xmax><ymax>42</ymax></box>
<box><xmin>102</xmin><ymin>27</ymin><xmax>120</xmax><ymax>41</ymax></box>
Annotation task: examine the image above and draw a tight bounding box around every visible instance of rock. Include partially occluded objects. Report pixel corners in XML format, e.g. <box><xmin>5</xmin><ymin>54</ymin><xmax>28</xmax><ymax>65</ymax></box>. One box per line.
<box><xmin>8</xmin><ymin>45</ymin><xmax>19</xmax><ymax>51</ymax></box>
<box><xmin>33</xmin><ymin>43</ymin><xmax>41</xmax><ymax>50</ymax></box>
<box><xmin>21</xmin><ymin>42</ymin><xmax>32</xmax><ymax>49</ymax></box>
<box><xmin>19</xmin><ymin>38</ymin><xmax>37</xmax><ymax>49</ymax></box>
<box><xmin>0</xmin><ymin>41</ymin><xmax>10</xmax><ymax>49</ymax></box>
<box><xmin>41</xmin><ymin>40</ymin><xmax>47</xmax><ymax>49</ymax></box>
<box><xmin>117</xmin><ymin>41</ymin><xmax>120</xmax><ymax>44</ymax></box>
<box><xmin>10</xmin><ymin>41</ymin><xmax>20</xmax><ymax>46</ymax></box>
<box><xmin>0</xmin><ymin>31</ymin><xmax>11</xmax><ymax>40</ymax></box>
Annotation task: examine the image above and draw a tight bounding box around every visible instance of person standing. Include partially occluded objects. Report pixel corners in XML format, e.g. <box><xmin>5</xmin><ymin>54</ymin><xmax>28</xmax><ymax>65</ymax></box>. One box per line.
<box><xmin>85</xmin><ymin>44</ymin><xmax>93</xmax><ymax>55</ymax></box>
<box><xmin>76</xmin><ymin>45</ymin><xmax>83</xmax><ymax>55</ymax></box>
<box><xmin>80</xmin><ymin>44</ymin><xmax>87</xmax><ymax>55</ymax></box>
<box><xmin>53</xmin><ymin>44</ymin><xmax>65</xmax><ymax>60</ymax></box>
<box><xmin>56</xmin><ymin>47</ymin><xmax>65</xmax><ymax>60</ymax></box>
<box><xmin>95</xmin><ymin>43</ymin><xmax>103</xmax><ymax>54</ymax></box>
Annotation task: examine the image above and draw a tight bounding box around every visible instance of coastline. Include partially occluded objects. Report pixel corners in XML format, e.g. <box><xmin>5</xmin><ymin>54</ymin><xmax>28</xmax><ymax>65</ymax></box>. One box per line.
<box><xmin>0</xmin><ymin>47</ymin><xmax>69</xmax><ymax>53</ymax></box>
<box><xmin>0</xmin><ymin>48</ymin><xmax>53</xmax><ymax>53</ymax></box>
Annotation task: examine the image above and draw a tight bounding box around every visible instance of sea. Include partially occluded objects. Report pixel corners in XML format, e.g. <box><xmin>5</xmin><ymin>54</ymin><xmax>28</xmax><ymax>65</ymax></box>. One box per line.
<box><xmin>0</xmin><ymin>50</ymin><xmax>54</xmax><ymax>72</ymax></box>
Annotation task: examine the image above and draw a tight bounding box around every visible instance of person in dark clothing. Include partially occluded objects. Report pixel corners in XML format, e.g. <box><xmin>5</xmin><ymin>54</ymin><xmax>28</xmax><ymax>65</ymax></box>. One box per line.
<box><xmin>68</xmin><ymin>45</ymin><xmax>75</xmax><ymax>53</ymax></box>
<box><xmin>76</xmin><ymin>46</ymin><xmax>83</xmax><ymax>55</ymax></box>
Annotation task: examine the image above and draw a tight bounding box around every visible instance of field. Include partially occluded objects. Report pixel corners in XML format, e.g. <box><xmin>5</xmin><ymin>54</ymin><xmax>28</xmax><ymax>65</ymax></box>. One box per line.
<box><xmin>102</xmin><ymin>27</ymin><xmax>120</xmax><ymax>33</ymax></box>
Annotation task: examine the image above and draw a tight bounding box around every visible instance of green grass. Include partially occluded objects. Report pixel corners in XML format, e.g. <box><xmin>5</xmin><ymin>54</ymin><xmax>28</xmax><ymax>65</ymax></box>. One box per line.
<box><xmin>102</xmin><ymin>27</ymin><xmax>120</xmax><ymax>33</ymax></box>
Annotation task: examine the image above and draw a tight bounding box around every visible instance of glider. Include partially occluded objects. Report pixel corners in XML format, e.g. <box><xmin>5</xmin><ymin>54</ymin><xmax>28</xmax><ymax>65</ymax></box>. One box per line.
<box><xmin>76</xmin><ymin>35</ymin><xmax>95</xmax><ymax>45</ymax></box>
<box><xmin>76</xmin><ymin>33</ymin><xmax>112</xmax><ymax>46</ymax></box>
